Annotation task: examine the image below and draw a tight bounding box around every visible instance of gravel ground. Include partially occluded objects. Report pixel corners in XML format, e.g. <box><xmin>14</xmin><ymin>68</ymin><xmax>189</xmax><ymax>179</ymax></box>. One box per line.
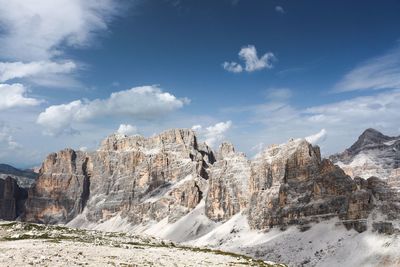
<box><xmin>0</xmin><ymin>221</ymin><xmax>283</xmax><ymax>267</ymax></box>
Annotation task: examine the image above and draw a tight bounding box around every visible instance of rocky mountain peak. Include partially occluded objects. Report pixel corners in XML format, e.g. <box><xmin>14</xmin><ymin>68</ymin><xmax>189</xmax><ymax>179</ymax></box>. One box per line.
<box><xmin>349</xmin><ymin>128</ymin><xmax>394</xmax><ymax>154</ymax></box>
<box><xmin>330</xmin><ymin>128</ymin><xmax>400</xmax><ymax>190</ymax></box>
<box><xmin>217</xmin><ymin>142</ymin><xmax>236</xmax><ymax>159</ymax></box>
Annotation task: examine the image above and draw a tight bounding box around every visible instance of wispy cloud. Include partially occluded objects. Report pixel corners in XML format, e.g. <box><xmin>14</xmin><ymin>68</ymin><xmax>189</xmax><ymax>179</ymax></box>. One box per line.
<box><xmin>223</xmin><ymin>88</ymin><xmax>400</xmax><ymax>154</ymax></box>
<box><xmin>223</xmin><ymin>45</ymin><xmax>276</xmax><ymax>73</ymax></box>
<box><xmin>334</xmin><ymin>46</ymin><xmax>400</xmax><ymax>92</ymax></box>
<box><xmin>0</xmin><ymin>0</ymin><xmax>122</xmax><ymax>89</ymax></box>
<box><xmin>37</xmin><ymin>85</ymin><xmax>189</xmax><ymax>136</ymax></box>
<box><xmin>275</xmin><ymin>6</ymin><xmax>285</xmax><ymax>14</ymax></box>
<box><xmin>0</xmin><ymin>61</ymin><xmax>81</xmax><ymax>88</ymax></box>
<box><xmin>222</xmin><ymin>62</ymin><xmax>243</xmax><ymax>73</ymax></box>
<box><xmin>264</xmin><ymin>88</ymin><xmax>293</xmax><ymax>101</ymax></box>
<box><xmin>305</xmin><ymin>129</ymin><xmax>327</xmax><ymax>145</ymax></box>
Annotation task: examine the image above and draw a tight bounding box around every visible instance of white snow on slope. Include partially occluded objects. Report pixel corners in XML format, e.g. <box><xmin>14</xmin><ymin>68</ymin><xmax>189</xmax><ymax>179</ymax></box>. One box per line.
<box><xmin>68</xmin><ymin>201</ymin><xmax>400</xmax><ymax>267</ymax></box>
<box><xmin>144</xmin><ymin>200</ymin><xmax>218</xmax><ymax>242</ymax></box>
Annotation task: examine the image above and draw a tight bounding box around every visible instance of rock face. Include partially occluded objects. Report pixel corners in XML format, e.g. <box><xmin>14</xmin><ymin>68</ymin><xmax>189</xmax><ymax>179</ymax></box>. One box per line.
<box><xmin>207</xmin><ymin>139</ymin><xmax>400</xmax><ymax>233</ymax></box>
<box><xmin>205</xmin><ymin>142</ymin><xmax>251</xmax><ymax>221</ymax></box>
<box><xmin>0</xmin><ymin>176</ymin><xmax>28</xmax><ymax>220</ymax></box>
<box><xmin>24</xmin><ymin>149</ymin><xmax>91</xmax><ymax>223</ymax></box>
<box><xmin>248</xmin><ymin>139</ymin><xmax>350</xmax><ymax>230</ymax></box>
<box><xmin>330</xmin><ymin>128</ymin><xmax>400</xmax><ymax>189</ymax></box>
<box><xmin>245</xmin><ymin>139</ymin><xmax>398</xmax><ymax>232</ymax></box>
<box><xmin>24</xmin><ymin>128</ymin><xmax>400</xmax><ymax>234</ymax></box>
<box><xmin>25</xmin><ymin>129</ymin><xmax>215</xmax><ymax>224</ymax></box>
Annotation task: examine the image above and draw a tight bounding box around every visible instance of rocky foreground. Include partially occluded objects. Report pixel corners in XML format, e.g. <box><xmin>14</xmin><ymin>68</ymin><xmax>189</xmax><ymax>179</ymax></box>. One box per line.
<box><xmin>0</xmin><ymin>221</ymin><xmax>283</xmax><ymax>267</ymax></box>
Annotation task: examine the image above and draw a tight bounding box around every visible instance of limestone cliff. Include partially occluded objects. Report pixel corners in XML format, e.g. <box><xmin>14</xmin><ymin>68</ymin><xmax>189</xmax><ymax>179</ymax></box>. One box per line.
<box><xmin>205</xmin><ymin>142</ymin><xmax>251</xmax><ymax>221</ymax></box>
<box><xmin>247</xmin><ymin>139</ymin><xmax>399</xmax><ymax>232</ymax></box>
<box><xmin>25</xmin><ymin>129</ymin><xmax>215</xmax><ymax>224</ymax></box>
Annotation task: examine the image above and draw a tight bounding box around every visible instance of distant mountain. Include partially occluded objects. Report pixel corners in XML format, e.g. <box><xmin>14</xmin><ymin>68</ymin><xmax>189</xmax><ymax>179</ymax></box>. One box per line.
<box><xmin>330</xmin><ymin>128</ymin><xmax>400</xmax><ymax>189</ymax></box>
<box><xmin>0</xmin><ymin>164</ymin><xmax>38</xmax><ymax>189</ymax></box>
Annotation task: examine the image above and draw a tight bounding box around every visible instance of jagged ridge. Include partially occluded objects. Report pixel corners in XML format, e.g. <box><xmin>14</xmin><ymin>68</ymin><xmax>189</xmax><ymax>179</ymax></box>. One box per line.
<box><xmin>23</xmin><ymin>128</ymin><xmax>400</xmax><ymax>235</ymax></box>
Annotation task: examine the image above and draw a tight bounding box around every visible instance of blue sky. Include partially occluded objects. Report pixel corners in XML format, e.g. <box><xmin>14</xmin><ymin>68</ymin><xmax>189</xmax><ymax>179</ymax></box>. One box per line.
<box><xmin>1</xmin><ymin>0</ymin><xmax>400</xmax><ymax>167</ymax></box>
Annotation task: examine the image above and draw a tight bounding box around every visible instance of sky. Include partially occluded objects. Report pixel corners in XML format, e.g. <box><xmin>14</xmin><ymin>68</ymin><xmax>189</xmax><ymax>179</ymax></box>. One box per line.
<box><xmin>1</xmin><ymin>0</ymin><xmax>400</xmax><ymax>168</ymax></box>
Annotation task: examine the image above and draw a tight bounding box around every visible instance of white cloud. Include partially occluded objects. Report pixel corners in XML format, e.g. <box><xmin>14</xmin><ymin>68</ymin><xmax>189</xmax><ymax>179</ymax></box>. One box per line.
<box><xmin>305</xmin><ymin>129</ymin><xmax>327</xmax><ymax>145</ymax></box>
<box><xmin>239</xmin><ymin>45</ymin><xmax>275</xmax><ymax>72</ymax></box>
<box><xmin>0</xmin><ymin>61</ymin><xmax>76</xmax><ymax>82</ymax></box>
<box><xmin>37</xmin><ymin>100</ymin><xmax>82</xmax><ymax>136</ymax></box>
<box><xmin>117</xmin><ymin>124</ymin><xmax>138</xmax><ymax>136</ymax></box>
<box><xmin>37</xmin><ymin>85</ymin><xmax>189</xmax><ymax>136</ymax></box>
<box><xmin>275</xmin><ymin>6</ymin><xmax>285</xmax><ymax>14</ymax></box>
<box><xmin>0</xmin><ymin>0</ymin><xmax>120</xmax><ymax>61</ymax></box>
<box><xmin>0</xmin><ymin>0</ymin><xmax>120</xmax><ymax>89</ymax></box>
<box><xmin>334</xmin><ymin>46</ymin><xmax>400</xmax><ymax>92</ymax></box>
<box><xmin>222</xmin><ymin>62</ymin><xmax>243</xmax><ymax>73</ymax></box>
<box><xmin>193</xmin><ymin>121</ymin><xmax>232</xmax><ymax>147</ymax></box>
<box><xmin>223</xmin><ymin>45</ymin><xmax>275</xmax><ymax>73</ymax></box>
<box><xmin>0</xmin><ymin>83</ymin><xmax>42</xmax><ymax>110</ymax></box>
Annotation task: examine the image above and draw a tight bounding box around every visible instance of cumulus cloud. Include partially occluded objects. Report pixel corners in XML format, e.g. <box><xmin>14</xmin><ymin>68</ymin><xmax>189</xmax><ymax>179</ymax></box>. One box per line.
<box><xmin>0</xmin><ymin>0</ymin><xmax>120</xmax><ymax>61</ymax></box>
<box><xmin>305</xmin><ymin>129</ymin><xmax>327</xmax><ymax>145</ymax></box>
<box><xmin>275</xmin><ymin>6</ymin><xmax>285</xmax><ymax>14</ymax></box>
<box><xmin>0</xmin><ymin>83</ymin><xmax>42</xmax><ymax>110</ymax></box>
<box><xmin>117</xmin><ymin>124</ymin><xmax>138</xmax><ymax>136</ymax></box>
<box><xmin>192</xmin><ymin>121</ymin><xmax>232</xmax><ymax>147</ymax></box>
<box><xmin>334</xmin><ymin>46</ymin><xmax>400</xmax><ymax>92</ymax></box>
<box><xmin>37</xmin><ymin>86</ymin><xmax>189</xmax><ymax>136</ymax></box>
<box><xmin>223</xmin><ymin>45</ymin><xmax>275</xmax><ymax>73</ymax></box>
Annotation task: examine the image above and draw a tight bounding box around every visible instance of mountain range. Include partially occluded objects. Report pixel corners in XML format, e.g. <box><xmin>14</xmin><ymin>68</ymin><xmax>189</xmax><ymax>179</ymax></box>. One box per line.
<box><xmin>1</xmin><ymin>128</ymin><xmax>400</xmax><ymax>266</ymax></box>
